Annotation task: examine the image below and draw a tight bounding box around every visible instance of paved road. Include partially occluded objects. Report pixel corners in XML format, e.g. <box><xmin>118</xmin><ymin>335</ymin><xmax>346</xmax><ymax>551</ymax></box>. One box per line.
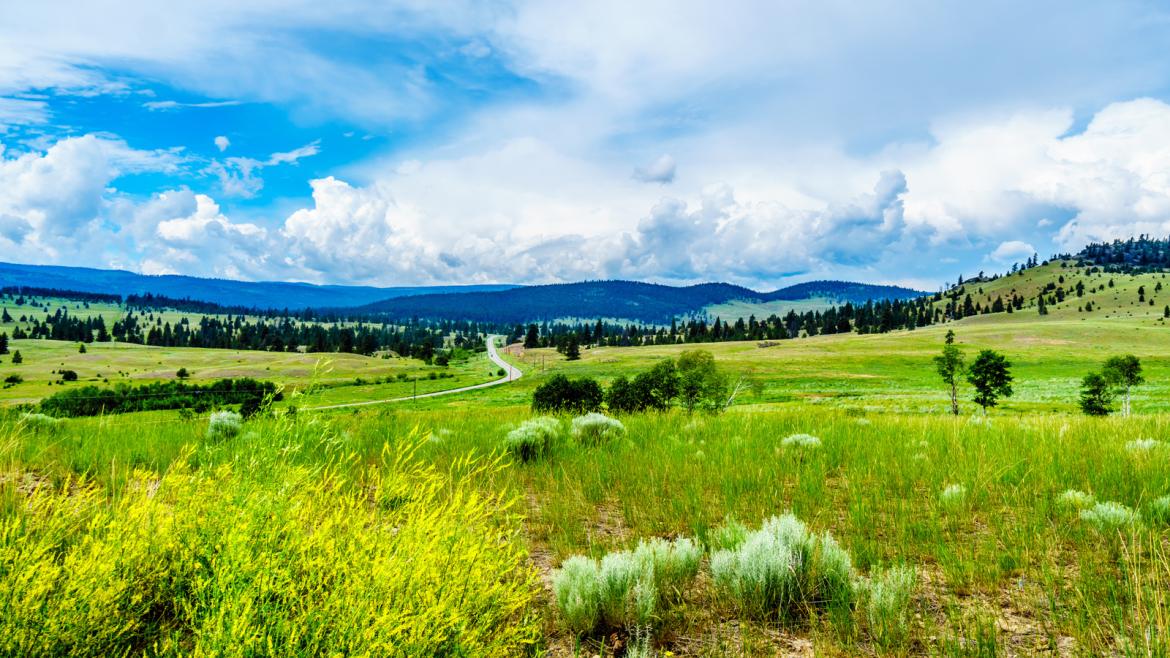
<box><xmin>302</xmin><ymin>335</ymin><xmax>522</xmax><ymax>411</ymax></box>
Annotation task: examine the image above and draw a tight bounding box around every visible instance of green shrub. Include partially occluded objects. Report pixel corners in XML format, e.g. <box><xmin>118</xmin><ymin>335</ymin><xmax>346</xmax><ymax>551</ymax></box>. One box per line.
<box><xmin>206</xmin><ymin>410</ymin><xmax>243</xmax><ymax>441</ymax></box>
<box><xmin>502</xmin><ymin>417</ymin><xmax>562</xmax><ymax>462</ymax></box>
<box><xmin>20</xmin><ymin>412</ymin><xmax>62</xmax><ymax>433</ymax></box>
<box><xmin>707</xmin><ymin>516</ymin><xmax>750</xmax><ymax>552</ymax></box>
<box><xmin>709</xmin><ymin>513</ymin><xmax>855</xmax><ymax>621</ymax></box>
<box><xmin>571</xmin><ymin>412</ymin><xmax>625</xmax><ymax>445</ymax></box>
<box><xmin>860</xmin><ymin>565</ymin><xmax>917</xmax><ymax>647</ymax></box>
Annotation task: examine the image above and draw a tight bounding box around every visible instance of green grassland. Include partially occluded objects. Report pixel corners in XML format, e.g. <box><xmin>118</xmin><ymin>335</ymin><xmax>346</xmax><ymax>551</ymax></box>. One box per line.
<box><xmin>2</xmin><ymin>264</ymin><xmax>1170</xmax><ymax>655</ymax></box>
<box><xmin>701</xmin><ymin>296</ymin><xmax>837</xmax><ymax>322</ymax></box>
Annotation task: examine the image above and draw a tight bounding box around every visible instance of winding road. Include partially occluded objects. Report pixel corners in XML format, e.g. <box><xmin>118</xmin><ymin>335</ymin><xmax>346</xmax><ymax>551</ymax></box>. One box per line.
<box><xmin>302</xmin><ymin>335</ymin><xmax>522</xmax><ymax>411</ymax></box>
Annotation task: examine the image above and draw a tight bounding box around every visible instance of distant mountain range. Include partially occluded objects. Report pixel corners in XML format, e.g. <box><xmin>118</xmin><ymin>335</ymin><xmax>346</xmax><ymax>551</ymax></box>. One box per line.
<box><xmin>0</xmin><ymin>261</ymin><xmax>923</xmax><ymax>323</ymax></box>
<box><xmin>0</xmin><ymin>262</ymin><xmax>517</xmax><ymax>310</ymax></box>
<box><xmin>356</xmin><ymin>280</ymin><xmax>924</xmax><ymax>323</ymax></box>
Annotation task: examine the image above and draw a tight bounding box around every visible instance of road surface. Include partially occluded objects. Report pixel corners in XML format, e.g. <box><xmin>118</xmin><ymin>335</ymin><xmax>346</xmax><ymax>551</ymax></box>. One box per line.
<box><xmin>302</xmin><ymin>335</ymin><xmax>522</xmax><ymax>411</ymax></box>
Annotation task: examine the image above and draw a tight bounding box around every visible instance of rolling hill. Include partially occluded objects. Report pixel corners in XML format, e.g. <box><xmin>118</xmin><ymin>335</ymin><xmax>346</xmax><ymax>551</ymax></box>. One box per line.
<box><xmin>0</xmin><ymin>262</ymin><xmax>518</xmax><ymax>310</ymax></box>
<box><xmin>357</xmin><ymin>279</ymin><xmax>924</xmax><ymax>324</ymax></box>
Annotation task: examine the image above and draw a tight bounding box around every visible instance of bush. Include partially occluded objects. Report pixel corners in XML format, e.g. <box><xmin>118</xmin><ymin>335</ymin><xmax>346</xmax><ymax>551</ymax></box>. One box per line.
<box><xmin>532</xmin><ymin>374</ymin><xmax>603</xmax><ymax>414</ymax></box>
<box><xmin>940</xmin><ymin>483</ymin><xmax>967</xmax><ymax>508</ymax></box>
<box><xmin>552</xmin><ymin>556</ymin><xmax>601</xmax><ymax>635</ymax></box>
<box><xmin>571</xmin><ymin>413</ymin><xmax>625</xmax><ymax>445</ymax></box>
<box><xmin>1057</xmin><ymin>489</ymin><xmax>1095</xmax><ymax>510</ymax></box>
<box><xmin>1149</xmin><ymin>496</ymin><xmax>1170</xmax><ymax>525</ymax></box>
<box><xmin>709</xmin><ymin>514</ymin><xmax>855</xmax><ymax>621</ymax></box>
<box><xmin>502</xmin><ymin>417</ymin><xmax>562</xmax><ymax>462</ymax></box>
<box><xmin>207</xmin><ymin>410</ymin><xmax>243</xmax><ymax>440</ymax></box>
<box><xmin>1125</xmin><ymin>438</ymin><xmax>1161</xmax><ymax>454</ymax></box>
<box><xmin>1080</xmin><ymin>501</ymin><xmax>1142</xmax><ymax>531</ymax></box>
<box><xmin>552</xmin><ymin>536</ymin><xmax>701</xmax><ymax>634</ymax></box>
<box><xmin>20</xmin><ymin>412</ymin><xmax>62</xmax><ymax>433</ymax></box>
<box><xmin>860</xmin><ymin>565</ymin><xmax>917</xmax><ymax>647</ymax></box>
<box><xmin>780</xmin><ymin>433</ymin><xmax>822</xmax><ymax>449</ymax></box>
<box><xmin>60</xmin><ymin>369</ymin><xmax>78</xmax><ymax>382</ymax></box>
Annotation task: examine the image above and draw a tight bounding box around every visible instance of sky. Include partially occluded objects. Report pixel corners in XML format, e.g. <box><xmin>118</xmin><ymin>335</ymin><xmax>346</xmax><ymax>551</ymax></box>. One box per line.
<box><xmin>2</xmin><ymin>1</ymin><xmax>1170</xmax><ymax>291</ymax></box>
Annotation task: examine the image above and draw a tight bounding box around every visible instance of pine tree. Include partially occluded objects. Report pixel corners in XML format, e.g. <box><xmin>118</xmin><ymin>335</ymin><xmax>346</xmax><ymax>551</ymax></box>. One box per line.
<box><xmin>934</xmin><ymin>330</ymin><xmax>965</xmax><ymax>415</ymax></box>
<box><xmin>967</xmin><ymin>350</ymin><xmax>1013</xmax><ymax>414</ymax></box>
<box><xmin>565</xmin><ymin>336</ymin><xmax>581</xmax><ymax>361</ymax></box>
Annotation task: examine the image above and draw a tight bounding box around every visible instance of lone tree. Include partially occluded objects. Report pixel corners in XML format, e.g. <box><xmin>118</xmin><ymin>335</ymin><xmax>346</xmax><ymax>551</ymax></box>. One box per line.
<box><xmin>1079</xmin><ymin>372</ymin><xmax>1115</xmax><ymax>416</ymax></box>
<box><xmin>967</xmin><ymin>349</ymin><xmax>1013</xmax><ymax>414</ymax></box>
<box><xmin>0</xmin><ymin>332</ymin><xmax>7</xmax><ymax>355</ymax></box>
<box><xmin>1102</xmin><ymin>354</ymin><xmax>1143</xmax><ymax>417</ymax></box>
<box><xmin>176</xmin><ymin>367</ymin><xmax>190</xmax><ymax>380</ymax></box>
<box><xmin>934</xmin><ymin>330</ymin><xmax>965</xmax><ymax>415</ymax></box>
<box><xmin>78</xmin><ymin>343</ymin><xmax>86</xmax><ymax>354</ymax></box>
<box><xmin>10</xmin><ymin>350</ymin><xmax>21</xmax><ymax>364</ymax></box>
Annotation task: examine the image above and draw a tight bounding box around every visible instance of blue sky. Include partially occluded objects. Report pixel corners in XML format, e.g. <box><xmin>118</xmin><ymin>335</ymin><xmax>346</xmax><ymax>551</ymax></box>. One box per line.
<box><xmin>2</xmin><ymin>1</ymin><xmax>1170</xmax><ymax>290</ymax></box>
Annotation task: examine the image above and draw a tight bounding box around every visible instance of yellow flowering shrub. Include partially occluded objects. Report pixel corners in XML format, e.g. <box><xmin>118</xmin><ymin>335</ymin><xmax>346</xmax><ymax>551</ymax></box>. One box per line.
<box><xmin>0</xmin><ymin>437</ymin><xmax>539</xmax><ymax>657</ymax></box>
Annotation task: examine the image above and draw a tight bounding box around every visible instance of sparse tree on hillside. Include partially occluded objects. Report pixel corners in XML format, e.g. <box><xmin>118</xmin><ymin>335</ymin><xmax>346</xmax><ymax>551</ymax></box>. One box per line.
<box><xmin>934</xmin><ymin>330</ymin><xmax>965</xmax><ymax>416</ymax></box>
<box><xmin>78</xmin><ymin>343</ymin><xmax>86</xmax><ymax>354</ymax></box>
<box><xmin>524</xmin><ymin>324</ymin><xmax>539</xmax><ymax>349</ymax></box>
<box><xmin>565</xmin><ymin>336</ymin><xmax>581</xmax><ymax>361</ymax></box>
<box><xmin>1078</xmin><ymin>372</ymin><xmax>1114</xmax><ymax>416</ymax></box>
<box><xmin>967</xmin><ymin>350</ymin><xmax>1013</xmax><ymax>414</ymax></box>
<box><xmin>1037</xmin><ymin>294</ymin><xmax>1048</xmax><ymax>315</ymax></box>
<box><xmin>176</xmin><ymin>367</ymin><xmax>190</xmax><ymax>380</ymax></box>
<box><xmin>10</xmin><ymin>350</ymin><xmax>22</xmax><ymax>364</ymax></box>
<box><xmin>1102</xmin><ymin>354</ymin><xmax>1143</xmax><ymax>417</ymax></box>
<box><xmin>0</xmin><ymin>332</ymin><xmax>7</xmax><ymax>355</ymax></box>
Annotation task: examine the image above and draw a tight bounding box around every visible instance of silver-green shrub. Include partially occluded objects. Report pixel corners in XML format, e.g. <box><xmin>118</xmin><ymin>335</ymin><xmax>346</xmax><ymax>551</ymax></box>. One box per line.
<box><xmin>553</xmin><ymin>535</ymin><xmax>700</xmax><ymax>633</ymax></box>
<box><xmin>20</xmin><ymin>412</ymin><xmax>62</xmax><ymax>433</ymax></box>
<box><xmin>552</xmin><ymin>555</ymin><xmax>602</xmax><ymax>634</ymax></box>
<box><xmin>780</xmin><ymin>433</ymin><xmax>822</xmax><ymax>449</ymax></box>
<box><xmin>1149</xmin><ymin>496</ymin><xmax>1170</xmax><ymax>525</ymax></box>
<box><xmin>502</xmin><ymin>416</ymin><xmax>562</xmax><ymax>462</ymax></box>
<box><xmin>709</xmin><ymin>513</ymin><xmax>855</xmax><ymax>620</ymax></box>
<box><xmin>1080</xmin><ymin>501</ymin><xmax>1142</xmax><ymax>531</ymax></box>
<box><xmin>571</xmin><ymin>412</ymin><xmax>626</xmax><ymax>445</ymax></box>
<box><xmin>206</xmin><ymin>410</ymin><xmax>243</xmax><ymax>440</ymax></box>
<box><xmin>1057</xmin><ymin>489</ymin><xmax>1095</xmax><ymax>510</ymax></box>
<box><xmin>860</xmin><ymin>565</ymin><xmax>917</xmax><ymax>647</ymax></box>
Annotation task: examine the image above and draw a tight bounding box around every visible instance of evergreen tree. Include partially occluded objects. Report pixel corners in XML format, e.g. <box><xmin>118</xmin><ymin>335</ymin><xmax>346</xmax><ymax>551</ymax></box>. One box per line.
<box><xmin>565</xmin><ymin>336</ymin><xmax>581</xmax><ymax>361</ymax></box>
<box><xmin>967</xmin><ymin>350</ymin><xmax>1013</xmax><ymax>414</ymax></box>
<box><xmin>0</xmin><ymin>332</ymin><xmax>7</xmax><ymax>355</ymax></box>
<box><xmin>1078</xmin><ymin>372</ymin><xmax>1114</xmax><ymax>416</ymax></box>
<box><xmin>10</xmin><ymin>350</ymin><xmax>21</xmax><ymax>364</ymax></box>
<box><xmin>524</xmin><ymin>324</ymin><xmax>540</xmax><ymax>349</ymax></box>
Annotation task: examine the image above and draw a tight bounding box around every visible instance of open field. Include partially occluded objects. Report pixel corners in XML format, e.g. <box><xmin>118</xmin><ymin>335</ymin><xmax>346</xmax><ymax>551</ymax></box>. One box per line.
<box><xmin>4</xmin><ymin>401</ymin><xmax>1168</xmax><ymax>655</ymax></box>
<box><xmin>0</xmin><ymin>338</ymin><xmax>495</xmax><ymax>406</ymax></box>
<box><xmin>4</xmin><ymin>272</ymin><xmax>1170</xmax><ymax>655</ymax></box>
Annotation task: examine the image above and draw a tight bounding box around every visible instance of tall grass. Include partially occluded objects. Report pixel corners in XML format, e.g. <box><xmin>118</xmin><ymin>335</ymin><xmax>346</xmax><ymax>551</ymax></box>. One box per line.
<box><xmin>0</xmin><ymin>420</ymin><xmax>540</xmax><ymax>657</ymax></box>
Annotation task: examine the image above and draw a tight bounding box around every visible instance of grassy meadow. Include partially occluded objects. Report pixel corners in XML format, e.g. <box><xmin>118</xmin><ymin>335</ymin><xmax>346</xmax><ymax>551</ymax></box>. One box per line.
<box><xmin>2</xmin><ymin>273</ymin><xmax>1170</xmax><ymax>655</ymax></box>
